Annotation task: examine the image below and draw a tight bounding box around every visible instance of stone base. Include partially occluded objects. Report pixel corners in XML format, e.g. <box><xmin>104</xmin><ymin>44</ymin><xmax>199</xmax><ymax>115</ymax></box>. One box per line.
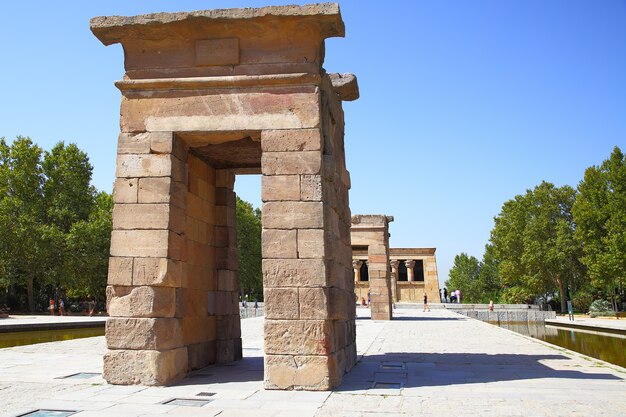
<box><xmin>264</xmin><ymin>354</ymin><xmax>340</xmax><ymax>391</ymax></box>
<box><xmin>103</xmin><ymin>348</ymin><xmax>188</xmax><ymax>385</ymax></box>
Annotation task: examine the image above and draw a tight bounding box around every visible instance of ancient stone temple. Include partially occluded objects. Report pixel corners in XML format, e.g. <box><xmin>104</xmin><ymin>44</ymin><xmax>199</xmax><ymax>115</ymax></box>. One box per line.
<box><xmin>350</xmin><ymin>215</ymin><xmax>394</xmax><ymax>320</ymax></box>
<box><xmin>91</xmin><ymin>3</ymin><xmax>357</xmax><ymax>390</ymax></box>
<box><xmin>352</xmin><ymin>216</ymin><xmax>440</xmax><ymax>307</ymax></box>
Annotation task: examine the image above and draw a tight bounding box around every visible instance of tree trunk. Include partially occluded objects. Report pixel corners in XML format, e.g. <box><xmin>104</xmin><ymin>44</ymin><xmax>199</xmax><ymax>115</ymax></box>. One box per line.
<box><xmin>26</xmin><ymin>277</ymin><xmax>34</xmax><ymax>312</ymax></box>
<box><xmin>557</xmin><ymin>278</ymin><xmax>567</xmax><ymax>313</ymax></box>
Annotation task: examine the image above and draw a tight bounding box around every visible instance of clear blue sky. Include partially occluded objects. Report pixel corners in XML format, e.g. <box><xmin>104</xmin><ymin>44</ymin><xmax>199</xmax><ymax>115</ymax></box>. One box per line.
<box><xmin>1</xmin><ymin>1</ymin><xmax>625</xmax><ymax>285</ymax></box>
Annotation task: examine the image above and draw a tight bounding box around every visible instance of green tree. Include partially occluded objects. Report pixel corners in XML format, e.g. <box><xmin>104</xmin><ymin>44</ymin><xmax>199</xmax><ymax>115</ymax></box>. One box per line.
<box><xmin>64</xmin><ymin>192</ymin><xmax>112</xmax><ymax>306</ymax></box>
<box><xmin>0</xmin><ymin>137</ymin><xmax>59</xmax><ymax>311</ymax></box>
<box><xmin>490</xmin><ymin>181</ymin><xmax>583</xmax><ymax>312</ymax></box>
<box><xmin>0</xmin><ymin>137</ymin><xmax>109</xmax><ymax>312</ymax></box>
<box><xmin>445</xmin><ymin>246</ymin><xmax>501</xmax><ymax>303</ymax></box>
<box><xmin>573</xmin><ymin>147</ymin><xmax>626</xmax><ymax>311</ymax></box>
<box><xmin>445</xmin><ymin>253</ymin><xmax>481</xmax><ymax>302</ymax></box>
<box><xmin>236</xmin><ymin>196</ymin><xmax>262</xmax><ymax>300</ymax></box>
<box><xmin>42</xmin><ymin>142</ymin><xmax>95</xmax><ymax>233</ymax></box>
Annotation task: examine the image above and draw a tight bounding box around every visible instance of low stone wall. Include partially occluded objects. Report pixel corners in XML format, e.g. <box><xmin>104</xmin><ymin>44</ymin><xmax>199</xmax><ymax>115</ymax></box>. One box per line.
<box><xmin>395</xmin><ymin>303</ymin><xmax>541</xmax><ymax>310</ymax></box>
<box><xmin>455</xmin><ymin>309</ymin><xmax>556</xmax><ymax>323</ymax></box>
<box><xmin>239</xmin><ymin>305</ymin><xmax>264</xmax><ymax>319</ymax></box>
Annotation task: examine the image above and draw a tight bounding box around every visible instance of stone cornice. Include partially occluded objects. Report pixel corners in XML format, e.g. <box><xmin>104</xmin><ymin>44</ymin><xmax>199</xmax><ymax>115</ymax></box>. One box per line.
<box><xmin>114</xmin><ymin>73</ymin><xmax>322</xmax><ymax>92</ymax></box>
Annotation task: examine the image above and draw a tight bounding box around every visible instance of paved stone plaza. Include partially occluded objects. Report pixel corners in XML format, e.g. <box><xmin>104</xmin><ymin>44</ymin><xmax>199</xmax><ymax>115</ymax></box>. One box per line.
<box><xmin>1</xmin><ymin>309</ymin><xmax>625</xmax><ymax>417</ymax></box>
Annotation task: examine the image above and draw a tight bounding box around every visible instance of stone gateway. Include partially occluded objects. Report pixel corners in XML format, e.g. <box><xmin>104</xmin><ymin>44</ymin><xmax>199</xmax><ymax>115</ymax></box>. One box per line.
<box><xmin>91</xmin><ymin>3</ymin><xmax>358</xmax><ymax>390</ymax></box>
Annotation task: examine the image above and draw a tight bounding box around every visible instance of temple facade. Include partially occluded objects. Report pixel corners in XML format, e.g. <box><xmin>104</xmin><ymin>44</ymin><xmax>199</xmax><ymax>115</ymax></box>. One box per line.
<box><xmin>352</xmin><ymin>217</ymin><xmax>440</xmax><ymax>305</ymax></box>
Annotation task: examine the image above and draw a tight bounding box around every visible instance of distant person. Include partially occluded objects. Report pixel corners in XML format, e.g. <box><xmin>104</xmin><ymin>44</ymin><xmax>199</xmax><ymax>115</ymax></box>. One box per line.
<box><xmin>87</xmin><ymin>295</ymin><xmax>95</xmax><ymax>316</ymax></box>
<box><xmin>440</xmin><ymin>289</ymin><xmax>444</xmax><ymax>303</ymax></box>
<box><xmin>450</xmin><ymin>292</ymin><xmax>456</xmax><ymax>303</ymax></box>
<box><xmin>423</xmin><ymin>293</ymin><xmax>430</xmax><ymax>312</ymax></box>
<box><xmin>456</xmin><ymin>289</ymin><xmax>461</xmax><ymax>304</ymax></box>
<box><xmin>48</xmin><ymin>299</ymin><xmax>55</xmax><ymax>316</ymax></box>
<box><xmin>367</xmin><ymin>291</ymin><xmax>371</xmax><ymax>306</ymax></box>
<box><xmin>254</xmin><ymin>300</ymin><xmax>258</xmax><ymax>309</ymax></box>
<box><xmin>361</xmin><ymin>297</ymin><xmax>367</xmax><ymax>306</ymax></box>
<box><xmin>58</xmin><ymin>298</ymin><xmax>65</xmax><ymax>316</ymax></box>
<box><xmin>443</xmin><ymin>288</ymin><xmax>448</xmax><ymax>303</ymax></box>
<box><xmin>488</xmin><ymin>300</ymin><xmax>494</xmax><ymax>311</ymax></box>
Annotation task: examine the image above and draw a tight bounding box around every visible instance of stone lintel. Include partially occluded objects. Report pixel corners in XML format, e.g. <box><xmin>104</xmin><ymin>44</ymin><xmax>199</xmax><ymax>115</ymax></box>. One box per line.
<box><xmin>114</xmin><ymin>73</ymin><xmax>322</xmax><ymax>93</ymax></box>
<box><xmin>90</xmin><ymin>3</ymin><xmax>344</xmax><ymax>46</ymax></box>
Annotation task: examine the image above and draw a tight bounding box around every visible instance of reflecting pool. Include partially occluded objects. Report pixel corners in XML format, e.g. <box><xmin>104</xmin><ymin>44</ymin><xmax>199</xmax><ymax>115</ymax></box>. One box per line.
<box><xmin>495</xmin><ymin>321</ymin><xmax>626</xmax><ymax>368</ymax></box>
<box><xmin>0</xmin><ymin>327</ymin><xmax>104</xmax><ymax>349</ymax></box>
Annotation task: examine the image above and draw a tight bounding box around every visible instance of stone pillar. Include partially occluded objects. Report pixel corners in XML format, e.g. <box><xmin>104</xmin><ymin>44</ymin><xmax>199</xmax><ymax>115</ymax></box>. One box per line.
<box><xmin>405</xmin><ymin>260</ymin><xmax>416</xmax><ymax>282</ymax></box>
<box><xmin>105</xmin><ymin>132</ymin><xmax>189</xmax><ymax>385</ymax></box>
<box><xmin>214</xmin><ymin>169</ymin><xmax>243</xmax><ymax>364</ymax></box>
<box><xmin>389</xmin><ymin>260</ymin><xmax>399</xmax><ymax>303</ymax></box>
<box><xmin>262</xmin><ymin>124</ymin><xmax>355</xmax><ymax>390</ymax></box>
<box><xmin>352</xmin><ymin>260</ymin><xmax>363</xmax><ymax>283</ymax></box>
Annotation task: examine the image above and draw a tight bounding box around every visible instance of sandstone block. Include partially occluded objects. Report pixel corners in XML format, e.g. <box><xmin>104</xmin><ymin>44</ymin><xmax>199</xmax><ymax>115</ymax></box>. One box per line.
<box><xmin>188</xmin><ymin>341</ymin><xmax>216</xmax><ymax>370</ymax></box>
<box><xmin>262</xmin><ymin>151</ymin><xmax>321</xmax><ymax>175</ymax></box>
<box><xmin>216</xmin><ymin>339</ymin><xmax>236</xmax><ymax>363</ymax></box>
<box><xmin>299</xmin><ymin>287</ymin><xmax>330</xmax><ymax>319</ymax></box>
<box><xmin>264</xmin><ymin>354</ymin><xmax>337</xmax><ymax>391</ymax></box>
<box><xmin>261</xmin><ymin>129</ymin><xmax>322</xmax><ymax>152</ymax></box>
<box><xmin>120</xmin><ymin>92</ymin><xmax>320</xmax><ymax>133</ymax></box>
<box><xmin>107</xmin><ymin>285</ymin><xmax>176</xmax><ymax>318</ymax></box>
<box><xmin>186</xmin><ymin>288</ymin><xmax>209</xmax><ymax>317</ymax></box>
<box><xmin>117</xmin><ymin>132</ymin><xmax>150</xmax><ymax>154</ymax></box>
<box><xmin>138</xmin><ymin>177</ymin><xmax>170</xmax><ymax>204</ymax></box>
<box><xmin>263</xmin><ymin>259</ymin><xmax>327</xmax><ymax>288</ymax></box>
<box><xmin>106</xmin><ymin>317</ymin><xmax>183</xmax><ymax>350</ymax></box>
<box><xmin>150</xmin><ymin>132</ymin><xmax>187</xmax><ymax>161</ymax></box>
<box><xmin>183</xmin><ymin>316</ymin><xmax>213</xmax><ymax>345</ymax></box>
<box><xmin>264</xmin><ymin>288</ymin><xmax>299</xmax><ymax>319</ymax></box>
<box><xmin>261</xmin><ymin>175</ymin><xmax>300</xmax><ymax>201</ymax></box>
<box><xmin>116</xmin><ymin>154</ymin><xmax>173</xmax><ymax>178</ymax></box>
<box><xmin>264</xmin><ymin>319</ymin><xmax>332</xmax><ymax>355</ymax></box>
<box><xmin>262</xmin><ymin>229</ymin><xmax>297</xmax><ymax>258</ymax></box>
<box><xmin>108</xmin><ymin>257</ymin><xmax>133</xmax><ymax>286</ymax></box>
<box><xmin>113</xmin><ymin>178</ymin><xmax>138</xmax><ymax>204</ymax></box>
<box><xmin>300</xmin><ymin>175</ymin><xmax>323</xmax><ymax>201</ymax></box>
<box><xmin>103</xmin><ymin>347</ymin><xmax>188</xmax><ymax>386</ymax></box>
<box><xmin>217</xmin><ymin>269</ymin><xmax>238</xmax><ymax>292</ymax></box>
<box><xmin>217</xmin><ymin>315</ymin><xmax>242</xmax><ymax>340</ymax></box>
<box><xmin>263</xmin><ymin>201</ymin><xmax>323</xmax><ymax>229</ymax></box>
<box><xmin>112</xmin><ymin>203</ymin><xmax>170</xmax><ymax>230</ymax></box>
<box><xmin>110</xmin><ymin>230</ymin><xmax>169</xmax><ymax>258</ymax></box>
<box><xmin>297</xmin><ymin>229</ymin><xmax>325</xmax><ymax>258</ymax></box>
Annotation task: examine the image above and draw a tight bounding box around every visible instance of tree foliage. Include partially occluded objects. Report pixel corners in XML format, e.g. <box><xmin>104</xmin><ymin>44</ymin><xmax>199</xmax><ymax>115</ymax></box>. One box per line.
<box><xmin>445</xmin><ymin>245</ymin><xmax>501</xmax><ymax>303</ymax></box>
<box><xmin>490</xmin><ymin>181</ymin><xmax>583</xmax><ymax>311</ymax></box>
<box><xmin>236</xmin><ymin>196</ymin><xmax>262</xmax><ymax>301</ymax></box>
<box><xmin>573</xmin><ymin>146</ymin><xmax>626</xmax><ymax>311</ymax></box>
<box><xmin>0</xmin><ymin>137</ymin><xmax>110</xmax><ymax>311</ymax></box>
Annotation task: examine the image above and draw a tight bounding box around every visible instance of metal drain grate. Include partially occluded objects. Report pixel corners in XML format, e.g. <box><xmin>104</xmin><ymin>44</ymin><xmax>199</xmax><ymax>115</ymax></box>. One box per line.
<box><xmin>56</xmin><ymin>372</ymin><xmax>100</xmax><ymax>380</ymax></box>
<box><xmin>372</xmin><ymin>382</ymin><xmax>402</xmax><ymax>389</ymax></box>
<box><xmin>379</xmin><ymin>362</ymin><xmax>405</xmax><ymax>371</ymax></box>
<box><xmin>162</xmin><ymin>398</ymin><xmax>212</xmax><ymax>407</ymax></box>
<box><xmin>17</xmin><ymin>410</ymin><xmax>78</xmax><ymax>417</ymax></box>
<box><xmin>196</xmin><ymin>392</ymin><xmax>216</xmax><ymax>397</ymax></box>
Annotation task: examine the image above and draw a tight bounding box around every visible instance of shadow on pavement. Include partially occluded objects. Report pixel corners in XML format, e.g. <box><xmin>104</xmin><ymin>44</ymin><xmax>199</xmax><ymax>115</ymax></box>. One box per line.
<box><xmin>173</xmin><ymin>356</ymin><xmax>263</xmax><ymax>386</ymax></box>
<box><xmin>335</xmin><ymin>351</ymin><xmax>623</xmax><ymax>392</ymax></box>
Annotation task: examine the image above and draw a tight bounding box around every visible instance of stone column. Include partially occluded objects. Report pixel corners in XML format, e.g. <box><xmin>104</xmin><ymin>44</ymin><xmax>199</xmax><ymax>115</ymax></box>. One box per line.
<box><xmin>261</xmin><ymin>125</ymin><xmax>355</xmax><ymax>390</ymax></box>
<box><xmin>389</xmin><ymin>260</ymin><xmax>399</xmax><ymax>303</ymax></box>
<box><xmin>352</xmin><ymin>260</ymin><xmax>363</xmax><ymax>283</ymax></box>
<box><xmin>405</xmin><ymin>260</ymin><xmax>416</xmax><ymax>282</ymax></box>
<box><xmin>105</xmin><ymin>132</ymin><xmax>189</xmax><ymax>385</ymax></box>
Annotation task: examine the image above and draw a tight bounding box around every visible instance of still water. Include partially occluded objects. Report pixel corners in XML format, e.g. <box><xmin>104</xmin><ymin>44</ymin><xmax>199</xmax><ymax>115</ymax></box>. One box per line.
<box><xmin>496</xmin><ymin>321</ymin><xmax>626</xmax><ymax>368</ymax></box>
<box><xmin>0</xmin><ymin>327</ymin><xmax>105</xmax><ymax>349</ymax></box>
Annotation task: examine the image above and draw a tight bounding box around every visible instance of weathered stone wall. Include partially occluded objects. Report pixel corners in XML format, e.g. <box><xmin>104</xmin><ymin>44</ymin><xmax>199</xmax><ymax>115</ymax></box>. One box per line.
<box><xmin>105</xmin><ymin>132</ymin><xmax>190</xmax><ymax>385</ymax></box>
<box><xmin>261</xmin><ymin>74</ymin><xmax>356</xmax><ymax>390</ymax></box>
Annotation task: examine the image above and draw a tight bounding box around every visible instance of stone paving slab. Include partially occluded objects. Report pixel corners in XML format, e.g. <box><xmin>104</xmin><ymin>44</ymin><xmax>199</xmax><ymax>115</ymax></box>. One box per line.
<box><xmin>1</xmin><ymin>310</ymin><xmax>625</xmax><ymax>417</ymax></box>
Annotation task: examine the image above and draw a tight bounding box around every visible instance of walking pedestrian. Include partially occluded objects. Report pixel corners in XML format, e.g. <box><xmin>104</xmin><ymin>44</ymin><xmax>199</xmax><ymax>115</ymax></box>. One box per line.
<box><xmin>423</xmin><ymin>293</ymin><xmax>430</xmax><ymax>312</ymax></box>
